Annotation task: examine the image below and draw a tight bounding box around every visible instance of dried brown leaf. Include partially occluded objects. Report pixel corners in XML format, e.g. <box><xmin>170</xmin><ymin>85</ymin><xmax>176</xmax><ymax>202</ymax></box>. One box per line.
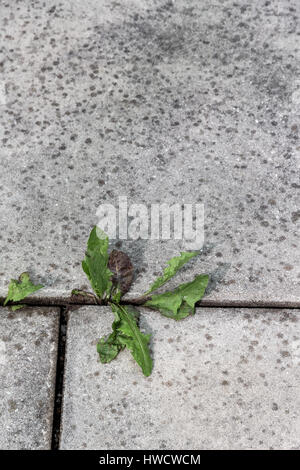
<box><xmin>108</xmin><ymin>249</ymin><xmax>134</xmax><ymax>294</ymax></box>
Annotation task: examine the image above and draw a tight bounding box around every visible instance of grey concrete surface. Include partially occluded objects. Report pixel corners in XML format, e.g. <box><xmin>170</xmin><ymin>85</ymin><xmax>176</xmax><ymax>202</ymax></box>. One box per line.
<box><xmin>0</xmin><ymin>307</ymin><xmax>59</xmax><ymax>450</ymax></box>
<box><xmin>60</xmin><ymin>306</ymin><xmax>300</xmax><ymax>450</ymax></box>
<box><xmin>0</xmin><ymin>0</ymin><xmax>299</xmax><ymax>304</ymax></box>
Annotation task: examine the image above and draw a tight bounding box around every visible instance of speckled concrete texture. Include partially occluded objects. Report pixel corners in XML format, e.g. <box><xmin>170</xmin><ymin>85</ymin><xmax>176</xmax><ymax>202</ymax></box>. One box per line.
<box><xmin>0</xmin><ymin>1</ymin><xmax>299</xmax><ymax>304</ymax></box>
<box><xmin>60</xmin><ymin>306</ymin><xmax>300</xmax><ymax>450</ymax></box>
<box><xmin>0</xmin><ymin>307</ymin><xmax>59</xmax><ymax>449</ymax></box>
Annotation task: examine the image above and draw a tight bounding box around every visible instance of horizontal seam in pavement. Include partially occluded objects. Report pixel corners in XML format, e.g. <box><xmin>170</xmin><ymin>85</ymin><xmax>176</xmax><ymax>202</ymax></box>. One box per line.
<box><xmin>1</xmin><ymin>299</ymin><xmax>300</xmax><ymax>309</ymax></box>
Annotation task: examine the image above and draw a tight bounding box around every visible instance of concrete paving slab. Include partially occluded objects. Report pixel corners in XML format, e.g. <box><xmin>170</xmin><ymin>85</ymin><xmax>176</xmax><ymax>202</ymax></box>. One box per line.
<box><xmin>0</xmin><ymin>307</ymin><xmax>59</xmax><ymax>449</ymax></box>
<box><xmin>60</xmin><ymin>306</ymin><xmax>300</xmax><ymax>450</ymax></box>
<box><xmin>0</xmin><ymin>1</ymin><xmax>299</xmax><ymax>304</ymax></box>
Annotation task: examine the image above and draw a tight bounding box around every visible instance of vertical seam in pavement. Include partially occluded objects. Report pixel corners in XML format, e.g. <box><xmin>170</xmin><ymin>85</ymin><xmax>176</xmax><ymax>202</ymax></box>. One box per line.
<box><xmin>51</xmin><ymin>306</ymin><xmax>68</xmax><ymax>450</ymax></box>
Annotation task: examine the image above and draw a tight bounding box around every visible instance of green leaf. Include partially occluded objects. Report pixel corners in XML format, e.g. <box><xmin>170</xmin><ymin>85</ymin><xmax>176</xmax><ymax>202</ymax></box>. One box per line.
<box><xmin>97</xmin><ymin>310</ymin><xmax>125</xmax><ymax>363</ymax></box>
<box><xmin>71</xmin><ymin>289</ymin><xmax>88</xmax><ymax>296</ymax></box>
<box><xmin>11</xmin><ymin>304</ymin><xmax>26</xmax><ymax>312</ymax></box>
<box><xmin>111</xmin><ymin>287</ymin><xmax>122</xmax><ymax>304</ymax></box>
<box><xmin>82</xmin><ymin>226</ymin><xmax>113</xmax><ymax>300</ymax></box>
<box><xmin>146</xmin><ymin>251</ymin><xmax>199</xmax><ymax>294</ymax></box>
<box><xmin>4</xmin><ymin>272</ymin><xmax>43</xmax><ymax>306</ymax></box>
<box><xmin>145</xmin><ymin>274</ymin><xmax>209</xmax><ymax>320</ymax></box>
<box><xmin>111</xmin><ymin>304</ymin><xmax>153</xmax><ymax>377</ymax></box>
<box><xmin>97</xmin><ymin>331</ymin><xmax>124</xmax><ymax>363</ymax></box>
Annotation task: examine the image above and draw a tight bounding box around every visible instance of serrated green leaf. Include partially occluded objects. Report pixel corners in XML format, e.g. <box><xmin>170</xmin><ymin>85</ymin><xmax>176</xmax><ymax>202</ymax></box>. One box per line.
<box><xmin>146</xmin><ymin>251</ymin><xmax>199</xmax><ymax>294</ymax></box>
<box><xmin>111</xmin><ymin>304</ymin><xmax>153</xmax><ymax>377</ymax></box>
<box><xmin>82</xmin><ymin>226</ymin><xmax>113</xmax><ymax>300</ymax></box>
<box><xmin>97</xmin><ymin>330</ymin><xmax>124</xmax><ymax>363</ymax></box>
<box><xmin>97</xmin><ymin>311</ymin><xmax>123</xmax><ymax>363</ymax></box>
<box><xmin>4</xmin><ymin>272</ymin><xmax>43</xmax><ymax>306</ymax></box>
<box><xmin>145</xmin><ymin>274</ymin><xmax>209</xmax><ymax>320</ymax></box>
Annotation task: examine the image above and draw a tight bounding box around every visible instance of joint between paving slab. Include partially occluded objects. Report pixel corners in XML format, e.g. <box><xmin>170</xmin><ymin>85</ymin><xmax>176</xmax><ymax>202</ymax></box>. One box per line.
<box><xmin>51</xmin><ymin>306</ymin><xmax>68</xmax><ymax>450</ymax></box>
<box><xmin>1</xmin><ymin>297</ymin><xmax>300</xmax><ymax>310</ymax></box>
